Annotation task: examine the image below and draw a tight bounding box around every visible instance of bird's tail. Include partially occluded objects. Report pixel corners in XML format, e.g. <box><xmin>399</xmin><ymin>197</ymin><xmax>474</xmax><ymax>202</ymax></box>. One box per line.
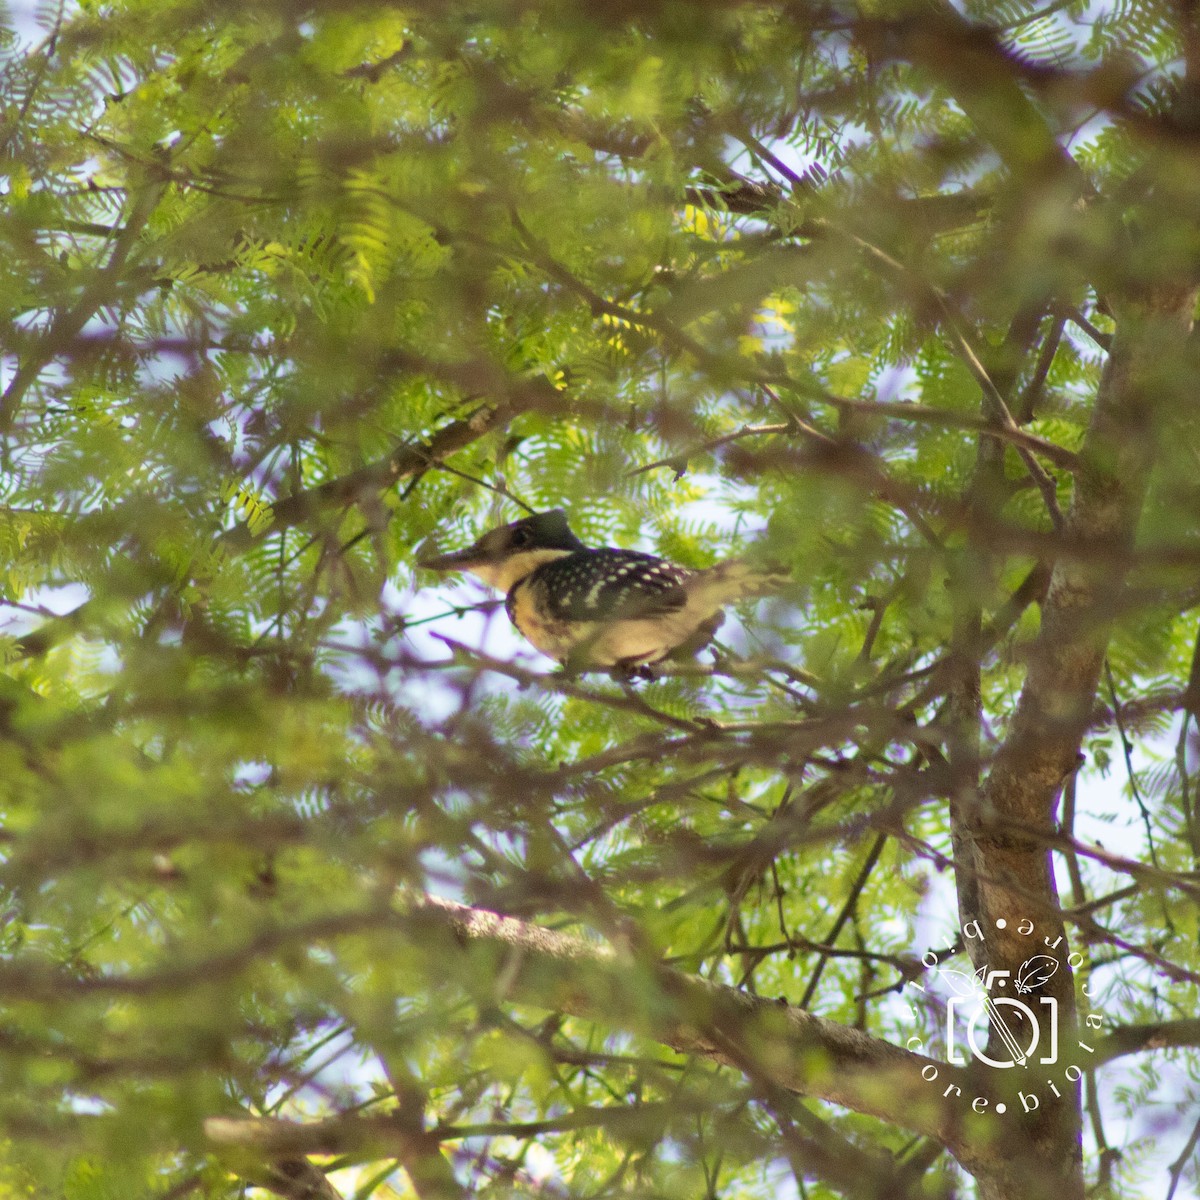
<box><xmin>690</xmin><ymin>558</ymin><xmax>791</xmax><ymax>606</ymax></box>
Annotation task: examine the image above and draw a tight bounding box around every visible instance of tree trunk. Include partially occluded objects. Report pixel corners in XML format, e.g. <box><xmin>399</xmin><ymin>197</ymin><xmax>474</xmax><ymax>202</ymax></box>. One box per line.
<box><xmin>956</xmin><ymin>284</ymin><xmax>1199</xmax><ymax>1199</ymax></box>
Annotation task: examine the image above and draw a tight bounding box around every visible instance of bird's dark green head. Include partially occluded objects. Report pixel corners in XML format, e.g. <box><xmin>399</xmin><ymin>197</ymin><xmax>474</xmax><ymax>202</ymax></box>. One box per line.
<box><xmin>418</xmin><ymin>510</ymin><xmax>587</xmax><ymax>590</ymax></box>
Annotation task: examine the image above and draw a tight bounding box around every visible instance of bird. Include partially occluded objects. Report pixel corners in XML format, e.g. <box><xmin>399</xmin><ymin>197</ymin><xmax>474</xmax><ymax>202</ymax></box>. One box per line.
<box><xmin>417</xmin><ymin>509</ymin><xmax>785</xmax><ymax>673</ymax></box>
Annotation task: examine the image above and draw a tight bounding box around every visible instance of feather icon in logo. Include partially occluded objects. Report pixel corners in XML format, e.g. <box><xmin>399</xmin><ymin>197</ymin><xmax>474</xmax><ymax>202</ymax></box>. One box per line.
<box><xmin>1015</xmin><ymin>955</ymin><xmax>1059</xmax><ymax>995</ymax></box>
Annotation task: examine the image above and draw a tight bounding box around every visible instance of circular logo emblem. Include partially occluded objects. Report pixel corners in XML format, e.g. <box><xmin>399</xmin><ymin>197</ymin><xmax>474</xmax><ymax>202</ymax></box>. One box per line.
<box><xmin>901</xmin><ymin>916</ymin><xmax>1100</xmax><ymax>1118</ymax></box>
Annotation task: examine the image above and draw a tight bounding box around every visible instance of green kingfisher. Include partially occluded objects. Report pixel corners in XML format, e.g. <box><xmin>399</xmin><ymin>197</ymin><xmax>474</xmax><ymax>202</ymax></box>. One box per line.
<box><xmin>418</xmin><ymin>509</ymin><xmax>784</xmax><ymax>671</ymax></box>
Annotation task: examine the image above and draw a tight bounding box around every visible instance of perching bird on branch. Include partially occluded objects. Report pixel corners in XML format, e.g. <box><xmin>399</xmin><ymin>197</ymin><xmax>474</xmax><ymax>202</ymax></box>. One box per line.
<box><xmin>418</xmin><ymin>509</ymin><xmax>786</xmax><ymax>672</ymax></box>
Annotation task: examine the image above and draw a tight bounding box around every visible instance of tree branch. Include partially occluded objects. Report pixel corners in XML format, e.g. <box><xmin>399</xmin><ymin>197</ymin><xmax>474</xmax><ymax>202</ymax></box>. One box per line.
<box><xmin>0</xmin><ymin>174</ymin><xmax>168</xmax><ymax>435</ymax></box>
<box><xmin>410</xmin><ymin>897</ymin><xmax>973</xmax><ymax>1151</ymax></box>
<box><xmin>1092</xmin><ymin>1017</ymin><xmax>1200</xmax><ymax>1066</ymax></box>
<box><xmin>959</xmin><ymin>284</ymin><xmax>1200</xmax><ymax>1195</ymax></box>
<box><xmin>221</xmin><ymin>359</ymin><xmax>563</xmax><ymax>554</ymax></box>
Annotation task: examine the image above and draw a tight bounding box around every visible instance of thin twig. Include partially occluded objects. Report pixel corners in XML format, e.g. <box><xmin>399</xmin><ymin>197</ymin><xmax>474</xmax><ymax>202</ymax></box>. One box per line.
<box><xmin>799</xmin><ymin>833</ymin><xmax>888</xmax><ymax>1008</ymax></box>
<box><xmin>1082</xmin><ymin>1067</ymin><xmax>1116</xmax><ymax>1193</ymax></box>
<box><xmin>627</xmin><ymin>424</ymin><xmax>790</xmax><ymax>478</ymax></box>
<box><xmin>509</xmin><ymin>209</ymin><xmax>713</xmax><ymax>363</ymax></box>
<box><xmin>1105</xmin><ymin>659</ymin><xmax>1161</xmax><ymax>870</ymax></box>
<box><xmin>805</xmin><ymin>391</ymin><xmax>1078</xmax><ymax>470</ymax></box>
<box><xmin>1014</xmin><ymin>311</ymin><xmax>1065</xmax><ymax>422</ymax></box>
<box><xmin>429</xmin><ymin>634</ymin><xmax>707</xmax><ymax>734</ymax></box>
<box><xmin>1015</xmin><ymin>444</ymin><xmax>1065</xmax><ymax>530</ymax></box>
<box><xmin>758</xmin><ymin>382</ymin><xmax>838</xmax><ymax>446</ymax></box>
<box><xmin>1166</xmin><ymin>1109</ymin><xmax>1200</xmax><ymax>1200</ymax></box>
<box><xmin>1</xmin><ymin>174</ymin><xmax>167</xmax><ymax>434</ymax></box>
<box><xmin>1060</xmin><ymin>774</ymin><xmax>1088</xmax><ymax>911</ymax></box>
<box><xmin>827</xmin><ymin>224</ymin><xmax>1078</xmax><ymax>515</ymax></box>
<box><xmin>736</xmin><ymin>128</ymin><xmax>810</xmax><ymax>193</ymax></box>
<box><xmin>1062</xmin><ymin>305</ymin><xmax>1112</xmax><ymax>350</ymax></box>
<box><xmin>1179</xmin><ymin>622</ymin><xmax>1200</xmax><ymax>862</ymax></box>
<box><xmin>432</xmin><ymin>461</ymin><xmax>537</xmax><ymax>513</ymax></box>
<box><xmin>390</xmin><ymin>600</ymin><xmax>503</xmax><ymax>632</ymax></box>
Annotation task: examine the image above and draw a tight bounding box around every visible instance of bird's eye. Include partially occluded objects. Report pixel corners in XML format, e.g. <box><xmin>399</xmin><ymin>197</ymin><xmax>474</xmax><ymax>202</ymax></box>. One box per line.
<box><xmin>511</xmin><ymin>527</ymin><xmax>532</xmax><ymax>548</ymax></box>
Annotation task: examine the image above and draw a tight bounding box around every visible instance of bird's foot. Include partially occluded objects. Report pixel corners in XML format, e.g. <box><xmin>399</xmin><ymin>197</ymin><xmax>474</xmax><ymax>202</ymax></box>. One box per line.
<box><xmin>610</xmin><ymin>660</ymin><xmax>659</xmax><ymax>685</ymax></box>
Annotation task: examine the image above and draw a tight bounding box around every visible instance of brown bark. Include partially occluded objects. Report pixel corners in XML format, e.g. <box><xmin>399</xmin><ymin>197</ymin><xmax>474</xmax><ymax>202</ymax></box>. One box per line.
<box><xmin>413</xmin><ymin>897</ymin><xmax>974</xmax><ymax>1148</ymax></box>
<box><xmin>954</xmin><ymin>286</ymin><xmax>1199</xmax><ymax>1200</ymax></box>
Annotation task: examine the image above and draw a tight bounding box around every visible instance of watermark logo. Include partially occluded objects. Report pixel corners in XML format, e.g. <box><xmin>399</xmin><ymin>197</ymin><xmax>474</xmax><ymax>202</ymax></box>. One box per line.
<box><xmin>902</xmin><ymin>917</ymin><xmax>1102</xmax><ymax>1117</ymax></box>
<box><xmin>936</xmin><ymin>953</ymin><xmax>1059</xmax><ymax>1069</ymax></box>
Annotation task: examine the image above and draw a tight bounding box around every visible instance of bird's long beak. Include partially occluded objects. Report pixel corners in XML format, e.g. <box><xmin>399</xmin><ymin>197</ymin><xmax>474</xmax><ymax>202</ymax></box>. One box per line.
<box><xmin>417</xmin><ymin>545</ymin><xmax>486</xmax><ymax>572</ymax></box>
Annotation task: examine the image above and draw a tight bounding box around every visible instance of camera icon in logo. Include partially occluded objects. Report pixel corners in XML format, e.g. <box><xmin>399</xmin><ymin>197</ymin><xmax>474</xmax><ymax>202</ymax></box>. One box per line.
<box><xmin>947</xmin><ymin>991</ymin><xmax>1059</xmax><ymax>1068</ymax></box>
<box><xmin>939</xmin><ymin>956</ymin><xmax>1061</xmax><ymax>1068</ymax></box>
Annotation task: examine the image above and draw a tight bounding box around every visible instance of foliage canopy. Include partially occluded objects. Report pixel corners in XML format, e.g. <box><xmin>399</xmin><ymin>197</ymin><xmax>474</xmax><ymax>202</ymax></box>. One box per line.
<box><xmin>2</xmin><ymin>2</ymin><xmax>1200</xmax><ymax>1198</ymax></box>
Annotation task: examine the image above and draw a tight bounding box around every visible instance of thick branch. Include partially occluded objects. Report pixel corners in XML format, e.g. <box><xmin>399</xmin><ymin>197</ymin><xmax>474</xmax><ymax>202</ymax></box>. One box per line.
<box><xmin>184</xmin><ymin>897</ymin><xmax>1015</xmax><ymax>1186</ymax></box>
<box><xmin>411</xmin><ymin>898</ymin><xmax>974</xmax><ymax>1153</ymax></box>
<box><xmin>1092</xmin><ymin>1018</ymin><xmax>1200</xmax><ymax>1066</ymax></box>
<box><xmin>972</xmin><ymin>286</ymin><xmax>1198</xmax><ymax>975</ymax></box>
<box><xmin>960</xmin><ymin>285</ymin><xmax>1199</xmax><ymax>1196</ymax></box>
